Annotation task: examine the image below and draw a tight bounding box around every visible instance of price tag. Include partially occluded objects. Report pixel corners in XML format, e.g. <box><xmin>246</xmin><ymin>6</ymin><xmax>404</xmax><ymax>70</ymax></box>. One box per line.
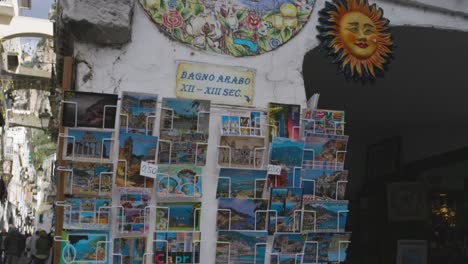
<box><xmin>267</xmin><ymin>164</ymin><xmax>282</xmax><ymax>175</ymax></box>
<box><xmin>140</xmin><ymin>161</ymin><xmax>158</xmax><ymax>179</ymax></box>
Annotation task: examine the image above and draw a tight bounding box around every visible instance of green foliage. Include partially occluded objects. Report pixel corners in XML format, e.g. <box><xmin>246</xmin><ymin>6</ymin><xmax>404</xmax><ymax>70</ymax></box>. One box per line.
<box><xmin>181</xmin><ymin>8</ymin><xmax>192</xmax><ymax>21</ymax></box>
<box><xmin>226</xmin><ymin>37</ymin><xmax>251</xmax><ymax>57</ymax></box>
<box><xmin>297</xmin><ymin>11</ymin><xmax>310</xmax><ymax>22</ymax></box>
<box><xmin>280</xmin><ymin>27</ymin><xmax>292</xmax><ymax>42</ymax></box>
<box><xmin>192</xmin><ymin>2</ymin><xmax>204</xmax><ymax>16</ymax></box>
<box><xmin>236</xmin><ymin>9</ymin><xmax>248</xmax><ymax>21</ymax></box>
<box><xmin>258</xmin><ymin>37</ymin><xmax>270</xmax><ymax>52</ymax></box>
<box><xmin>153</xmin><ymin>11</ymin><xmax>163</xmax><ymax>23</ymax></box>
<box><xmin>172</xmin><ymin>28</ymin><xmax>183</xmax><ymax>40</ymax></box>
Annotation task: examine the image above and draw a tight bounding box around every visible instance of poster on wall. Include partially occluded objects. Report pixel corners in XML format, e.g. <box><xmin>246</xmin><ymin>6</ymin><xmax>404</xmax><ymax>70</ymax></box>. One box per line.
<box><xmin>140</xmin><ymin>0</ymin><xmax>317</xmax><ymax>57</ymax></box>
<box><xmin>175</xmin><ymin>61</ymin><xmax>255</xmax><ymax>106</ymax></box>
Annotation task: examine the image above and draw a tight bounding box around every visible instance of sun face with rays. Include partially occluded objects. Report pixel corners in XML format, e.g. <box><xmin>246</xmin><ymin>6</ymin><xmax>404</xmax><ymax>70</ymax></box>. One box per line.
<box><xmin>317</xmin><ymin>0</ymin><xmax>394</xmax><ymax>81</ymax></box>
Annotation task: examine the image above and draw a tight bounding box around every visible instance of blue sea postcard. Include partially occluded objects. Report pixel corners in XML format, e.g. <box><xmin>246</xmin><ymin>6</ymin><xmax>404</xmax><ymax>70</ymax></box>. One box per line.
<box><xmin>302</xmin><ymin>169</ymin><xmax>348</xmax><ymax>201</ymax></box>
<box><xmin>154</xmin><ymin>232</ymin><xmax>201</xmax><ymax>263</ymax></box>
<box><xmin>113</xmin><ymin>237</ymin><xmax>146</xmax><ymax>264</ymax></box>
<box><xmin>217</xmin><ymin>168</ymin><xmax>267</xmax><ymax>198</ymax></box>
<box><xmin>64</xmin><ymin>198</ymin><xmax>111</xmax><ymax>230</ymax></box>
<box><xmin>156</xmin><ymin>165</ymin><xmax>202</xmax><ymax>198</ymax></box>
<box><xmin>269</xmin><ymin>137</ymin><xmax>304</xmax><ymax>167</ymax></box>
<box><xmin>302</xmin><ymin>133</ymin><xmax>348</xmax><ymax>170</ymax></box>
<box><xmin>303</xmin><ymin>201</ymin><xmax>349</xmax><ymax>232</ymax></box>
<box><xmin>272</xmin><ymin>233</ymin><xmax>307</xmax><ymax>254</ymax></box>
<box><xmin>269</xmin><ymin>188</ymin><xmax>303</xmax><ymax>233</ymax></box>
<box><xmin>60</xmin><ymin>231</ymin><xmax>109</xmax><ymax>264</ymax></box>
<box><xmin>216</xmin><ymin>230</ymin><xmax>267</xmax><ymax>264</ymax></box>
<box><xmin>62</xmin><ymin>161</ymin><xmax>113</xmax><ymax>197</ymax></box>
<box><xmin>65</xmin><ymin>129</ymin><xmax>113</xmax><ymax>161</ymax></box>
<box><xmin>160</xmin><ymin>98</ymin><xmax>211</xmax><ymax>137</ymax></box>
<box><xmin>304</xmin><ymin>232</ymin><xmax>351</xmax><ymax>263</ymax></box>
<box><xmin>156</xmin><ymin>202</ymin><xmax>202</xmax><ymax>232</ymax></box>
<box><xmin>120</xmin><ymin>91</ymin><xmax>158</xmax><ymax>135</ymax></box>
<box><xmin>269</xmin><ymin>254</ymin><xmax>303</xmax><ymax>264</ymax></box>
<box><xmin>117</xmin><ymin>132</ymin><xmax>158</xmax><ymax>187</ymax></box>
<box><xmin>217</xmin><ymin>198</ymin><xmax>269</xmax><ymax>231</ymax></box>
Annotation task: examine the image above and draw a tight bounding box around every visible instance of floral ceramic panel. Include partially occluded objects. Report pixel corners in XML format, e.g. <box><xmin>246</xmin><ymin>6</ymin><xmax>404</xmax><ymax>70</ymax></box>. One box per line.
<box><xmin>140</xmin><ymin>0</ymin><xmax>317</xmax><ymax>56</ymax></box>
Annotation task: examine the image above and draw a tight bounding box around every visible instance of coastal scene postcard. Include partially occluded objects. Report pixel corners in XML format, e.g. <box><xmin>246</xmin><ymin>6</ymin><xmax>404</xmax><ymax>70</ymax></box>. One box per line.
<box><xmin>302</xmin><ymin>133</ymin><xmax>348</xmax><ymax>170</ymax></box>
<box><xmin>303</xmin><ymin>201</ymin><xmax>349</xmax><ymax>232</ymax></box>
<box><xmin>304</xmin><ymin>232</ymin><xmax>351</xmax><ymax>263</ymax></box>
<box><xmin>156</xmin><ymin>165</ymin><xmax>202</xmax><ymax>198</ymax></box>
<box><xmin>302</xmin><ymin>169</ymin><xmax>348</xmax><ymax>201</ymax></box>
<box><xmin>154</xmin><ymin>232</ymin><xmax>201</xmax><ymax>264</ymax></box>
<box><xmin>63</xmin><ymin>198</ymin><xmax>111</xmax><ymax>230</ymax></box>
<box><xmin>269</xmin><ymin>137</ymin><xmax>304</xmax><ymax>168</ymax></box>
<box><xmin>217</xmin><ymin>168</ymin><xmax>267</xmax><ymax>198</ymax></box>
<box><xmin>216</xmin><ymin>230</ymin><xmax>268</xmax><ymax>264</ymax></box>
<box><xmin>60</xmin><ymin>231</ymin><xmax>109</xmax><ymax>264</ymax></box>
<box><xmin>120</xmin><ymin>91</ymin><xmax>158</xmax><ymax>135</ymax></box>
<box><xmin>217</xmin><ymin>197</ymin><xmax>269</xmax><ymax>231</ymax></box>
<box><xmin>62</xmin><ymin>161</ymin><xmax>113</xmax><ymax>197</ymax></box>
<box><xmin>156</xmin><ymin>202</ymin><xmax>202</xmax><ymax>232</ymax></box>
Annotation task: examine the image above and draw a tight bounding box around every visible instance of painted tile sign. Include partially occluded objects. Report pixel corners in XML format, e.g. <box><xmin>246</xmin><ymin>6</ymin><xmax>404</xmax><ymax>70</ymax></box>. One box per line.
<box><xmin>176</xmin><ymin>61</ymin><xmax>255</xmax><ymax>106</ymax></box>
<box><xmin>140</xmin><ymin>0</ymin><xmax>317</xmax><ymax>57</ymax></box>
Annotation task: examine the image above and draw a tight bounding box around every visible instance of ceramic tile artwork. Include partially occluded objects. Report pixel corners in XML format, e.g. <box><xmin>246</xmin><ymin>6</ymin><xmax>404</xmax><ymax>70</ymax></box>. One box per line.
<box><xmin>218</xmin><ymin>136</ymin><xmax>266</xmax><ymax>168</ymax></box>
<box><xmin>120</xmin><ymin>91</ymin><xmax>158</xmax><ymax>135</ymax></box>
<box><xmin>303</xmin><ymin>232</ymin><xmax>351</xmax><ymax>263</ymax></box>
<box><xmin>217</xmin><ymin>197</ymin><xmax>269</xmax><ymax>231</ymax></box>
<box><xmin>64</xmin><ymin>129</ymin><xmax>113</xmax><ymax>161</ymax></box>
<box><xmin>117</xmin><ymin>188</ymin><xmax>152</xmax><ymax>234</ymax></box>
<box><xmin>62</xmin><ymin>161</ymin><xmax>113</xmax><ymax>198</ymax></box>
<box><xmin>60</xmin><ymin>231</ymin><xmax>109</xmax><ymax>264</ymax></box>
<box><xmin>216</xmin><ymin>168</ymin><xmax>267</xmax><ymax>199</ymax></box>
<box><xmin>155</xmin><ymin>202</ymin><xmax>202</xmax><ymax>232</ymax></box>
<box><xmin>302</xmin><ymin>169</ymin><xmax>348</xmax><ymax>201</ymax></box>
<box><xmin>267</xmin><ymin>103</ymin><xmax>301</xmax><ymax>141</ymax></box>
<box><xmin>62</xmin><ymin>91</ymin><xmax>117</xmax><ymax>129</ymax></box>
<box><xmin>63</xmin><ymin>198</ymin><xmax>111</xmax><ymax>230</ymax></box>
<box><xmin>113</xmin><ymin>237</ymin><xmax>146</xmax><ymax>264</ymax></box>
<box><xmin>302</xmin><ymin>133</ymin><xmax>348</xmax><ymax>170</ymax></box>
<box><xmin>156</xmin><ymin>165</ymin><xmax>203</xmax><ymax>198</ymax></box>
<box><xmin>154</xmin><ymin>232</ymin><xmax>201</xmax><ymax>264</ymax></box>
<box><xmin>116</xmin><ymin>132</ymin><xmax>158</xmax><ymax>187</ymax></box>
<box><xmin>216</xmin><ymin>230</ymin><xmax>268</xmax><ymax>264</ymax></box>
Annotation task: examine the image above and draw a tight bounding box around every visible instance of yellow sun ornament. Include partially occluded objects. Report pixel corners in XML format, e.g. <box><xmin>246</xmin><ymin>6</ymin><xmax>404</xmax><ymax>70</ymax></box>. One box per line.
<box><xmin>317</xmin><ymin>0</ymin><xmax>394</xmax><ymax>81</ymax></box>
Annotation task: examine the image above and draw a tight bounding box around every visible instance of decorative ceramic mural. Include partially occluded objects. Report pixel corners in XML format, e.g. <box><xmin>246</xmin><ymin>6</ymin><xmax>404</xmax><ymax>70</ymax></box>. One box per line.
<box><xmin>317</xmin><ymin>0</ymin><xmax>394</xmax><ymax>81</ymax></box>
<box><xmin>140</xmin><ymin>0</ymin><xmax>317</xmax><ymax>56</ymax></box>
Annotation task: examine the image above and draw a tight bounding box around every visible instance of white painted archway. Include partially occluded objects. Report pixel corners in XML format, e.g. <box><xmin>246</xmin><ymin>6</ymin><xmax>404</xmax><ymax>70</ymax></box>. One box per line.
<box><xmin>0</xmin><ymin>16</ymin><xmax>53</xmax><ymax>40</ymax></box>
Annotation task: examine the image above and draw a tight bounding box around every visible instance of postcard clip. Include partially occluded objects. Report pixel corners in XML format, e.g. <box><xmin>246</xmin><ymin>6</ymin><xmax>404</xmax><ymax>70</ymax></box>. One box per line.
<box><xmin>59</xmin><ymin>133</ymin><xmax>75</xmax><ymax>160</ymax></box>
<box><xmin>215</xmin><ymin>241</ymin><xmax>231</xmax><ymax>264</ymax></box>
<box><xmin>195</xmin><ymin>142</ymin><xmax>208</xmax><ymax>166</ymax></box>
<box><xmin>197</xmin><ymin>110</ymin><xmax>210</xmax><ymax>133</ymax></box>
<box><xmin>217</xmin><ymin>208</ymin><xmax>232</xmax><ymax>230</ymax></box>
<box><xmin>254</xmin><ymin>243</ymin><xmax>268</xmax><ymax>264</ymax></box>
<box><xmin>120</xmin><ymin>113</ymin><xmax>129</xmax><ymax>132</ymax></box>
<box><xmin>302</xmin><ymin>241</ymin><xmax>319</xmax><ymax>264</ymax></box>
<box><xmin>56</xmin><ymin>167</ymin><xmax>73</xmax><ymax>195</ymax></box>
<box><xmin>161</xmin><ymin>107</ymin><xmax>175</xmax><ymax>130</ymax></box>
<box><xmin>102</xmin><ymin>105</ymin><xmax>117</xmax><ymax>129</ymax></box>
<box><xmin>157</xmin><ymin>139</ymin><xmax>172</xmax><ymax>164</ymax></box>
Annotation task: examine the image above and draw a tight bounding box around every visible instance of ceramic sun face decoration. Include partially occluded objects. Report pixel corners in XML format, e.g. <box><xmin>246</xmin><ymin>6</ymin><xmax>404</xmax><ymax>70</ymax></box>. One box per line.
<box><xmin>140</xmin><ymin>0</ymin><xmax>317</xmax><ymax>57</ymax></box>
<box><xmin>317</xmin><ymin>0</ymin><xmax>394</xmax><ymax>81</ymax></box>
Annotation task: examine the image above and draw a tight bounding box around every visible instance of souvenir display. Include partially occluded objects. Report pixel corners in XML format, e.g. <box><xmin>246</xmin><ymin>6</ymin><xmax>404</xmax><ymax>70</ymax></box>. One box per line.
<box><xmin>216</xmin><ymin>230</ymin><xmax>268</xmax><ymax>263</ymax></box>
<box><xmin>120</xmin><ymin>91</ymin><xmax>158</xmax><ymax>135</ymax></box>
<box><xmin>139</xmin><ymin>0</ymin><xmax>318</xmax><ymax>57</ymax></box>
<box><xmin>317</xmin><ymin>0</ymin><xmax>394</xmax><ymax>81</ymax></box>
<box><xmin>267</xmin><ymin>166</ymin><xmax>301</xmax><ymax>190</ymax></box>
<box><xmin>303</xmin><ymin>201</ymin><xmax>349</xmax><ymax>232</ymax></box>
<box><xmin>302</xmin><ymin>169</ymin><xmax>348</xmax><ymax>201</ymax></box>
<box><xmin>116</xmin><ymin>132</ymin><xmax>158</xmax><ymax>187</ymax></box>
<box><xmin>63</xmin><ymin>198</ymin><xmax>111</xmax><ymax>230</ymax></box>
<box><xmin>62</xmin><ymin>91</ymin><xmax>117</xmax><ymax>129</ymax></box>
<box><xmin>156</xmin><ymin>165</ymin><xmax>202</xmax><ymax>198</ymax></box>
<box><xmin>303</xmin><ymin>109</ymin><xmax>345</xmax><ymax>135</ymax></box>
<box><xmin>217</xmin><ymin>168</ymin><xmax>267</xmax><ymax>198</ymax></box>
<box><xmin>217</xmin><ymin>198</ymin><xmax>269</xmax><ymax>230</ymax></box>
<box><xmin>155</xmin><ymin>202</ymin><xmax>202</xmax><ymax>231</ymax></box>
<box><xmin>302</xmin><ymin>133</ymin><xmax>348</xmax><ymax>170</ymax></box>
<box><xmin>154</xmin><ymin>232</ymin><xmax>201</xmax><ymax>264</ymax></box>
<box><xmin>303</xmin><ymin>232</ymin><xmax>351</xmax><ymax>263</ymax></box>
<box><xmin>117</xmin><ymin>188</ymin><xmax>152</xmax><ymax>234</ymax></box>
<box><xmin>269</xmin><ymin>188</ymin><xmax>303</xmax><ymax>233</ymax></box>
<box><xmin>267</xmin><ymin>103</ymin><xmax>301</xmax><ymax>141</ymax></box>
<box><xmin>60</xmin><ymin>231</ymin><xmax>110</xmax><ymax>264</ymax></box>
<box><xmin>62</xmin><ymin>162</ymin><xmax>113</xmax><ymax>197</ymax></box>
<box><xmin>64</xmin><ymin>129</ymin><xmax>113</xmax><ymax>161</ymax></box>
<box><xmin>113</xmin><ymin>237</ymin><xmax>146</xmax><ymax>264</ymax></box>
<box><xmin>269</xmin><ymin>137</ymin><xmax>304</xmax><ymax>167</ymax></box>
<box><xmin>218</xmin><ymin>136</ymin><xmax>266</xmax><ymax>168</ymax></box>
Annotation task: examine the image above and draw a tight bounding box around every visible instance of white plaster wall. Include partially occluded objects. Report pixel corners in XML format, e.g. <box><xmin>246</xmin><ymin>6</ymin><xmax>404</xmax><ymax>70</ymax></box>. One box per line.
<box><xmin>71</xmin><ymin>0</ymin><xmax>468</xmax><ymax>263</ymax></box>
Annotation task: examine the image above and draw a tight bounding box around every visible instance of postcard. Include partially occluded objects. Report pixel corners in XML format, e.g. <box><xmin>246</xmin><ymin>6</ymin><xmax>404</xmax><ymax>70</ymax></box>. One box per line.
<box><xmin>267</xmin><ymin>167</ymin><xmax>301</xmax><ymax>191</ymax></box>
<box><xmin>269</xmin><ymin>254</ymin><xmax>302</xmax><ymax>264</ymax></box>
<box><xmin>218</xmin><ymin>136</ymin><xmax>266</xmax><ymax>168</ymax></box>
<box><xmin>158</xmin><ymin>139</ymin><xmax>208</xmax><ymax>166</ymax></box>
<box><xmin>156</xmin><ymin>165</ymin><xmax>202</xmax><ymax>198</ymax></box>
<box><xmin>118</xmin><ymin>188</ymin><xmax>151</xmax><ymax>234</ymax></box>
<box><xmin>306</xmin><ymin>109</ymin><xmax>345</xmax><ymax>135</ymax></box>
<box><xmin>63</xmin><ymin>198</ymin><xmax>111</xmax><ymax>230</ymax></box>
<box><xmin>216</xmin><ymin>230</ymin><xmax>268</xmax><ymax>264</ymax></box>
<box><xmin>217</xmin><ymin>197</ymin><xmax>268</xmax><ymax>230</ymax></box>
<box><xmin>217</xmin><ymin>168</ymin><xmax>267</xmax><ymax>199</ymax></box>
<box><xmin>156</xmin><ymin>202</ymin><xmax>201</xmax><ymax>232</ymax></box>
<box><xmin>160</xmin><ymin>98</ymin><xmax>211</xmax><ymax>139</ymax></box>
<box><xmin>304</xmin><ymin>232</ymin><xmax>351</xmax><ymax>263</ymax></box>
<box><xmin>240</xmin><ymin>117</ymin><xmax>251</xmax><ymax>136</ymax></box>
<box><xmin>62</xmin><ymin>162</ymin><xmax>113</xmax><ymax>197</ymax></box>
<box><xmin>60</xmin><ymin>231</ymin><xmax>109</xmax><ymax>264</ymax></box>
<box><xmin>303</xmin><ymin>201</ymin><xmax>349</xmax><ymax>232</ymax></box>
<box><xmin>120</xmin><ymin>91</ymin><xmax>158</xmax><ymax>135</ymax></box>
<box><xmin>272</xmin><ymin>233</ymin><xmax>306</xmax><ymax>254</ymax></box>
<box><xmin>221</xmin><ymin>115</ymin><xmax>240</xmax><ymax>135</ymax></box>
<box><xmin>267</xmin><ymin>103</ymin><xmax>301</xmax><ymax>141</ymax></box>
<box><xmin>116</xmin><ymin>132</ymin><xmax>158</xmax><ymax>187</ymax></box>
<box><xmin>113</xmin><ymin>237</ymin><xmax>146</xmax><ymax>264</ymax></box>
<box><xmin>302</xmin><ymin>169</ymin><xmax>348</xmax><ymax>201</ymax></box>
<box><xmin>302</xmin><ymin>133</ymin><xmax>348</xmax><ymax>170</ymax></box>
<box><xmin>269</xmin><ymin>137</ymin><xmax>304</xmax><ymax>167</ymax></box>
<box><xmin>62</xmin><ymin>91</ymin><xmax>117</xmax><ymax>129</ymax></box>
<box><xmin>154</xmin><ymin>232</ymin><xmax>201</xmax><ymax>264</ymax></box>
<box><xmin>269</xmin><ymin>188</ymin><xmax>303</xmax><ymax>233</ymax></box>
<box><xmin>64</xmin><ymin>129</ymin><xmax>113</xmax><ymax>161</ymax></box>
